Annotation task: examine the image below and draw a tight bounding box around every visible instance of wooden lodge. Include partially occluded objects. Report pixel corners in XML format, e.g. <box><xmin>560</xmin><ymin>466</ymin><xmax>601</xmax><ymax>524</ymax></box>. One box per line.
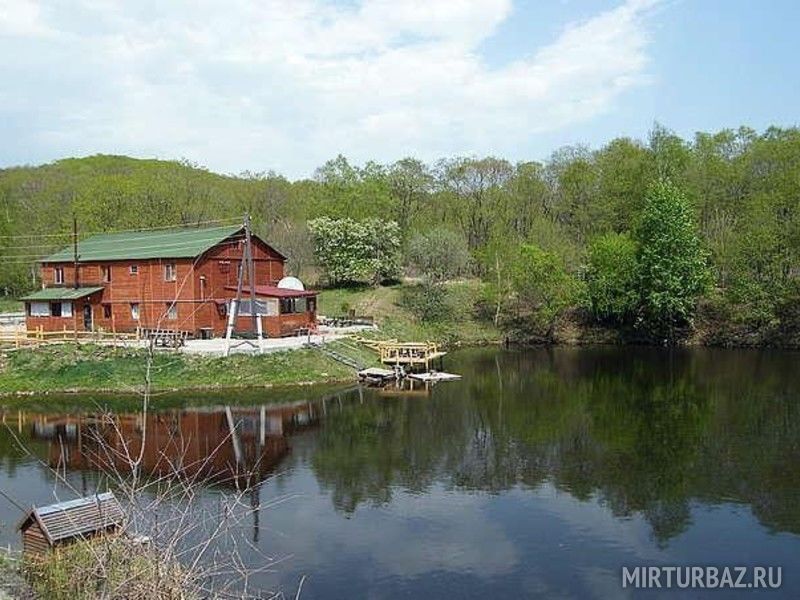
<box><xmin>17</xmin><ymin>492</ymin><xmax>125</xmax><ymax>558</ymax></box>
<box><xmin>20</xmin><ymin>225</ymin><xmax>318</xmax><ymax>338</ymax></box>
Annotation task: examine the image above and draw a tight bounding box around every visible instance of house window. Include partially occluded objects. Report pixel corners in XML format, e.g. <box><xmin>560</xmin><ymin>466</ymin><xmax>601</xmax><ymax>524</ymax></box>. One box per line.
<box><xmin>164</xmin><ymin>263</ymin><xmax>177</xmax><ymax>282</ymax></box>
<box><xmin>279</xmin><ymin>297</ymin><xmax>306</xmax><ymax>314</ymax></box>
<box><xmin>61</xmin><ymin>302</ymin><xmax>73</xmax><ymax>318</ymax></box>
<box><xmin>165</xmin><ymin>303</ymin><xmax>178</xmax><ymax>320</ymax></box>
<box><xmin>130</xmin><ymin>303</ymin><xmax>140</xmax><ymax>321</ymax></box>
<box><xmin>54</xmin><ymin>267</ymin><xmax>64</xmax><ymax>285</ymax></box>
<box><xmin>29</xmin><ymin>302</ymin><xmax>50</xmax><ymax>317</ymax></box>
<box><xmin>102</xmin><ymin>266</ymin><xmax>112</xmax><ymax>283</ymax></box>
<box><xmin>218</xmin><ymin>260</ymin><xmax>230</xmax><ymax>274</ymax></box>
<box><xmin>130</xmin><ymin>265</ymin><xmax>138</xmax><ymax>275</ymax></box>
<box><xmin>51</xmin><ymin>302</ymin><xmax>62</xmax><ymax>317</ymax></box>
<box><xmin>237</xmin><ymin>298</ymin><xmax>278</xmax><ymax>316</ymax></box>
<box><xmin>103</xmin><ymin>304</ymin><xmax>112</xmax><ymax>319</ymax></box>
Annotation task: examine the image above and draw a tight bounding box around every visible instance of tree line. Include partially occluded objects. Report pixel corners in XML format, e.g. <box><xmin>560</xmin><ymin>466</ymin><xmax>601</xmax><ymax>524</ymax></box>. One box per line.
<box><xmin>2</xmin><ymin>124</ymin><xmax>799</xmax><ymax>342</ymax></box>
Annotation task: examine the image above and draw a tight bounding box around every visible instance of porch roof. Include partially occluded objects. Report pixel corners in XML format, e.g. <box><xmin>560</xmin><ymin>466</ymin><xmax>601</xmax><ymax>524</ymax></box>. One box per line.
<box><xmin>225</xmin><ymin>285</ymin><xmax>317</xmax><ymax>298</ymax></box>
<box><xmin>20</xmin><ymin>287</ymin><xmax>104</xmax><ymax>301</ymax></box>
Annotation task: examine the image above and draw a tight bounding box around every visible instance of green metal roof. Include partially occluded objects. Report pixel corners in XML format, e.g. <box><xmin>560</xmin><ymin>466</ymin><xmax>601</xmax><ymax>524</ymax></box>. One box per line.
<box><xmin>41</xmin><ymin>225</ymin><xmax>244</xmax><ymax>263</ymax></box>
<box><xmin>21</xmin><ymin>287</ymin><xmax>104</xmax><ymax>301</ymax></box>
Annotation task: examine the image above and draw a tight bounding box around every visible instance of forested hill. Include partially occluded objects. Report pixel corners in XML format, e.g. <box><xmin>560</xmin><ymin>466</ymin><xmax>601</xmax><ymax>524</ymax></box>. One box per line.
<box><xmin>2</xmin><ymin>125</ymin><xmax>800</xmax><ymax>343</ymax></box>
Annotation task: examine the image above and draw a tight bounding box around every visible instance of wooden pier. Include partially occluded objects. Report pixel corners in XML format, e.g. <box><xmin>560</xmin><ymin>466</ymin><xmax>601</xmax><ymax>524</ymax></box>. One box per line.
<box><xmin>377</xmin><ymin>341</ymin><xmax>446</xmax><ymax>371</ymax></box>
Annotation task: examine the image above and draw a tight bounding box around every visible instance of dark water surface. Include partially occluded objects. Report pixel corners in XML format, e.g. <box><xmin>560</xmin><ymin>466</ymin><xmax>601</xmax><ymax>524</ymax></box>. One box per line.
<box><xmin>1</xmin><ymin>347</ymin><xmax>799</xmax><ymax>598</ymax></box>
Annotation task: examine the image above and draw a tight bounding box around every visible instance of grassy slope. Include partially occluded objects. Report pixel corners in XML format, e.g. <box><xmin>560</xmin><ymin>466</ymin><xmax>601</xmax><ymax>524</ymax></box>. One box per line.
<box><xmin>318</xmin><ymin>281</ymin><xmax>501</xmax><ymax>346</ymax></box>
<box><xmin>0</xmin><ymin>341</ymin><xmax>375</xmax><ymax>395</ymax></box>
<box><xmin>0</xmin><ymin>297</ymin><xmax>22</xmax><ymax>312</ymax></box>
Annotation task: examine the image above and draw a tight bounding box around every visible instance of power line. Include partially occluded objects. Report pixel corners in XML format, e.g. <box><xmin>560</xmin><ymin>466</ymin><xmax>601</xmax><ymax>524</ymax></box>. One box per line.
<box><xmin>1</xmin><ymin>234</ymin><xmax>247</xmax><ymax>259</ymax></box>
<box><xmin>0</xmin><ymin>217</ymin><xmax>242</xmax><ymax>240</ymax></box>
<box><xmin>0</xmin><ymin>237</ymin><xmax>250</xmax><ymax>265</ymax></box>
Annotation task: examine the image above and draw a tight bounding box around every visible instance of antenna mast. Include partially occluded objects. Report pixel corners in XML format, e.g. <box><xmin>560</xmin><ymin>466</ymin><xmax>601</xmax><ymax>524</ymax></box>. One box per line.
<box><xmin>73</xmin><ymin>215</ymin><xmax>79</xmax><ymax>289</ymax></box>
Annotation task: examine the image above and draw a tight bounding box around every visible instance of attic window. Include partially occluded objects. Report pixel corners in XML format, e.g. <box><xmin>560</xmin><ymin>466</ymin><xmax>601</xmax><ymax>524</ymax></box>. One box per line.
<box><xmin>164</xmin><ymin>263</ymin><xmax>177</xmax><ymax>282</ymax></box>
<box><xmin>130</xmin><ymin>265</ymin><xmax>138</xmax><ymax>275</ymax></box>
<box><xmin>102</xmin><ymin>266</ymin><xmax>112</xmax><ymax>283</ymax></box>
<box><xmin>54</xmin><ymin>267</ymin><xmax>64</xmax><ymax>285</ymax></box>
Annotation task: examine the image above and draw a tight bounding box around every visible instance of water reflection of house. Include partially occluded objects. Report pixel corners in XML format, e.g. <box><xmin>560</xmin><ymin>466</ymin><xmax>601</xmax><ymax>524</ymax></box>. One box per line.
<box><xmin>30</xmin><ymin>402</ymin><xmax>320</xmax><ymax>487</ymax></box>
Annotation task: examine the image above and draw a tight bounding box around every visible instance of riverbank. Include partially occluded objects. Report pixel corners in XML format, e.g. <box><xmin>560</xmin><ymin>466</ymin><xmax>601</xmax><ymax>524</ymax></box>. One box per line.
<box><xmin>0</xmin><ymin>281</ymin><xmax>494</xmax><ymax>396</ymax></box>
<box><xmin>4</xmin><ymin>281</ymin><xmax>797</xmax><ymax>397</ymax></box>
<box><xmin>0</xmin><ymin>551</ymin><xmax>30</xmax><ymax>600</ymax></box>
<box><xmin>0</xmin><ymin>341</ymin><xmax>376</xmax><ymax>396</ymax></box>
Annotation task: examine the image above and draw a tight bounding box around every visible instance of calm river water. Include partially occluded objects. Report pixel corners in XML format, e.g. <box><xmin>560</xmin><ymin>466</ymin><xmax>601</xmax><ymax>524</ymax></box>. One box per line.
<box><xmin>1</xmin><ymin>347</ymin><xmax>799</xmax><ymax>598</ymax></box>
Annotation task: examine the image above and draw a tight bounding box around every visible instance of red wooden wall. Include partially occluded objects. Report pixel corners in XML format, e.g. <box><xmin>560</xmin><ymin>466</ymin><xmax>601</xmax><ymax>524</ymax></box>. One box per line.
<box><xmin>26</xmin><ymin>235</ymin><xmax>315</xmax><ymax>336</ymax></box>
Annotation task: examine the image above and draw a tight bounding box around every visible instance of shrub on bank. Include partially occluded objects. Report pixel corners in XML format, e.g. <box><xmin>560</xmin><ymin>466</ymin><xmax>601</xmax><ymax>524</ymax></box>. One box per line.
<box><xmin>25</xmin><ymin>536</ymin><xmax>192</xmax><ymax>600</ymax></box>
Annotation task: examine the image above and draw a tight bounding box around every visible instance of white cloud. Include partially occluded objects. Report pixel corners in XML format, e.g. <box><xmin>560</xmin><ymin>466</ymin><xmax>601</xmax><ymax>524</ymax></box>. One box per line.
<box><xmin>0</xmin><ymin>0</ymin><xmax>661</xmax><ymax>176</ymax></box>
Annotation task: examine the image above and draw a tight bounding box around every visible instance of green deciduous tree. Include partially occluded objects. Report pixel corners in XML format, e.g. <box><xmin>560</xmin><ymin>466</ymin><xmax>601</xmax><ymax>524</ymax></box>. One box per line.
<box><xmin>406</xmin><ymin>228</ymin><xmax>470</xmax><ymax>283</ymax></box>
<box><xmin>508</xmin><ymin>244</ymin><xmax>582</xmax><ymax>339</ymax></box>
<box><xmin>308</xmin><ymin>217</ymin><xmax>401</xmax><ymax>286</ymax></box>
<box><xmin>636</xmin><ymin>180</ymin><xmax>710</xmax><ymax>336</ymax></box>
<box><xmin>586</xmin><ymin>232</ymin><xmax>639</xmax><ymax>323</ymax></box>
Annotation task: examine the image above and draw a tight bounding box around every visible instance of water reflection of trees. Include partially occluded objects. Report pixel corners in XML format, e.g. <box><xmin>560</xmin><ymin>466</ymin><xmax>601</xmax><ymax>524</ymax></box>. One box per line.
<box><xmin>311</xmin><ymin>347</ymin><xmax>800</xmax><ymax>542</ymax></box>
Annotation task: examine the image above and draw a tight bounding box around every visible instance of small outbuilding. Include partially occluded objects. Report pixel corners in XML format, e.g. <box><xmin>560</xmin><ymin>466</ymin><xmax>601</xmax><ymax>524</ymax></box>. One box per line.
<box><xmin>17</xmin><ymin>491</ymin><xmax>126</xmax><ymax>558</ymax></box>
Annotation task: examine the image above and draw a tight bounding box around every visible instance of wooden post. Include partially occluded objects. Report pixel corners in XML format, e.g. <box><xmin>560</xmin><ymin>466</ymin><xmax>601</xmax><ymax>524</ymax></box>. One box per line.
<box><xmin>229</xmin><ymin>216</ymin><xmax>249</xmax><ymax>345</ymax></box>
<box><xmin>224</xmin><ymin>299</ymin><xmax>237</xmax><ymax>357</ymax></box>
<box><xmin>73</xmin><ymin>215</ymin><xmax>80</xmax><ymax>289</ymax></box>
<box><xmin>256</xmin><ymin>316</ymin><xmax>264</xmax><ymax>355</ymax></box>
<box><xmin>243</xmin><ymin>214</ymin><xmax>260</xmax><ymax>339</ymax></box>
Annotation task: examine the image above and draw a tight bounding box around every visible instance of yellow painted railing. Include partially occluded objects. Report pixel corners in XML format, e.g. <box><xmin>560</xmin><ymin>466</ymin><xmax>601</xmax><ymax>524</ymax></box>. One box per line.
<box><xmin>0</xmin><ymin>326</ymin><xmax>139</xmax><ymax>348</ymax></box>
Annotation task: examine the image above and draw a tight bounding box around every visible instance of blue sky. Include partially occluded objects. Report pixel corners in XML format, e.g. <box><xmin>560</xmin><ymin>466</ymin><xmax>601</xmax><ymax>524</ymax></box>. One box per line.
<box><xmin>0</xmin><ymin>0</ymin><xmax>798</xmax><ymax>178</ymax></box>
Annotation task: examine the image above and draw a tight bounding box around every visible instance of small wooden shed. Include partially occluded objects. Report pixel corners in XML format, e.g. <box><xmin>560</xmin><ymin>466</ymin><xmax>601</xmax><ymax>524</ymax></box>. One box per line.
<box><xmin>17</xmin><ymin>492</ymin><xmax>126</xmax><ymax>558</ymax></box>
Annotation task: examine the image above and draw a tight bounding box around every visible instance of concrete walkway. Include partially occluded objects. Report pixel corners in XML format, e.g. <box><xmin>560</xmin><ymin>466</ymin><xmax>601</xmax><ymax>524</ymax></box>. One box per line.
<box><xmin>180</xmin><ymin>325</ymin><xmax>375</xmax><ymax>356</ymax></box>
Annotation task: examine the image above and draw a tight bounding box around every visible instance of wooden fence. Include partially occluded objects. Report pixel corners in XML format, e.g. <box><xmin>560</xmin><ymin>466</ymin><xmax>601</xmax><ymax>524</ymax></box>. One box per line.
<box><xmin>0</xmin><ymin>326</ymin><xmax>139</xmax><ymax>348</ymax></box>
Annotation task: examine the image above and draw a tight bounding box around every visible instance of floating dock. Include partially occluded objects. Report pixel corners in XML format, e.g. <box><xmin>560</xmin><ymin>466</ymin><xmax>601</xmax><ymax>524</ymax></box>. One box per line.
<box><xmin>408</xmin><ymin>372</ymin><xmax>462</xmax><ymax>382</ymax></box>
<box><xmin>358</xmin><ymin>367</ymin><xmax>398</xmax><ymax>384</ymax></box>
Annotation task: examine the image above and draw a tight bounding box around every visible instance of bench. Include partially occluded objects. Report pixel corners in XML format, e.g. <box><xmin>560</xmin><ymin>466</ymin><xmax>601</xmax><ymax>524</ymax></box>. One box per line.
<box><xmin>138</xmin><ymin>328</ymin><xmax>190</xmax><ymax>348</ymax></box>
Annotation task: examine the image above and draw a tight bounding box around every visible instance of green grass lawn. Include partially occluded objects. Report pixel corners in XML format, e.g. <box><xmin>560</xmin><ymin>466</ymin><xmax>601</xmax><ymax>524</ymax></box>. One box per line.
<box><xmin>0</xmin><ymin>341</ymin><xmax>373</xmax><ymax>395</ymax></box>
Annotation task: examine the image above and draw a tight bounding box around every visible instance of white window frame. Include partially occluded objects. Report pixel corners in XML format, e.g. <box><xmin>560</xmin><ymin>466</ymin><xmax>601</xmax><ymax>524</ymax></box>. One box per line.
<box><xmin>129</xmin><ymin>265</ymin><xmax>138</xmax><ymax>275</ymax></box>
<box><xmin>130</xmin><ymin>303</ymin><xmax>140</xmax><ymax>321</ymax></box>
<box><xmin>54</xmin><ymin>267</ymin><xmax>64</xmax><ymax>285</ymax></box>
<box><xmin>61</xmin><ymin>301</ymin><xmax>73</xmax><ymax>318</ymax></box>
<box><xmin>30</xmin><ymin>302</ymin><xmax>50</xmax><ymax>317</ymax></box>
<box><xmin>102</xmin><ymin>265</ymin><xmax>112</xmax><ymax>283</ymax></box>
<box><xmin>165</xmin><ymin>303</ymin><xmax>178</xmax><ymax>320</ymax></box>
<box><xmin>238</xmin><ymin>298</ymin><xmax>278</xmax><ymax>317</ymax></box>
<box><xmin>164</xmin><ymin>263</ymin><xmax>177</xmax><ymax>282</ymax></box>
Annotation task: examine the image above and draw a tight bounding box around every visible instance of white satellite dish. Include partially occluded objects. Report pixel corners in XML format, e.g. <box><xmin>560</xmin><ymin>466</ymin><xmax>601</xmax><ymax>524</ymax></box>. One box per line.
<box><xmin>277</xmin><ymin>276</ymin><xmax>305</xmax><ymax>291</ymax></box>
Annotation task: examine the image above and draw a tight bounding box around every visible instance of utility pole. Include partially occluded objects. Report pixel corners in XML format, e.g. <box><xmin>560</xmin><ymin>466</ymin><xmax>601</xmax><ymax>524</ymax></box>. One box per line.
<box><xmin>225</xmin><ymin>214</ymin><xmax>262</xmax><ymax>356</ymax></box>
<box><xmin>73</xmin><ymin>215</ymin><xmax>79</xmax><ymax>289</ymax></box>
<box><xmin>244</xmin><ymin>214</ymin><xmax>259</xmax><ymax>335</ymax></box>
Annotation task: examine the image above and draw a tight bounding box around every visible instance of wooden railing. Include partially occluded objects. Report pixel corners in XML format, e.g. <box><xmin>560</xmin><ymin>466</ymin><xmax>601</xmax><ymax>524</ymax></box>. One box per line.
<box><xmin>376</xmin><ymin>341</ymin><xmax>446</xmax><ymax>367</ymax></box>
<box><xmin>0</xmin><ymin>326</ymin><xmax>139</xmax><ymax>348</ymax></box>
